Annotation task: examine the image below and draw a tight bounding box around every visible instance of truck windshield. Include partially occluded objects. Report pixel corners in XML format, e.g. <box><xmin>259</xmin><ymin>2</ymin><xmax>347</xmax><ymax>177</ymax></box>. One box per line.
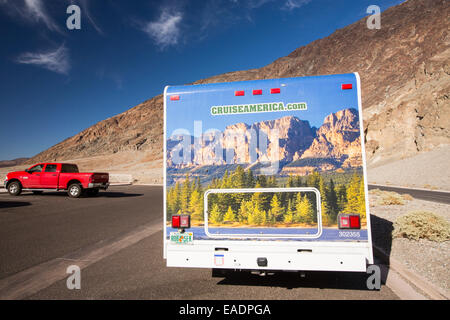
<box><xmin>61</xmin><ymin>164</ymin><xmax>79</xmax><ymax>173</ymax></box>
<box><xmin>28</xmin><ymin>164</ymin><xmax>44</xmax><ymax>173</ymax></box>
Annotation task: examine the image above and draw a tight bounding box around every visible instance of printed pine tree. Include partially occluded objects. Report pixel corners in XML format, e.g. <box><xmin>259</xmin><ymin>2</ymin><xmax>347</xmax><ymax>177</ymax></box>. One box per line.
<box><xmin>209</xmin><ymin>203</ymin><xmax>223</xmax><ymax>224</ymax></box>
<box><xmin>238</xmin><ymin>200</ymin><xmax>252</xmax><ymax>223</ymax></box>
<box><xmin>295</xmin><ymin>194</ymin><xmax>314</xmax><ymax>224</ymax></box>
<box><xmin>251</xmin><ymin>184</ymin><xmax>264</xmax><ymax>211</ymax></box>
<box><xmin>319</xmin><ymin>177</ymin><xmax>330</xmax><ymax>216</ymax></box>
<box><xmin>248</xmin><ymin>207</ymin><xmax>267</xmax><ymax>226</ymax></box>
<box><xmin>231</xmin><ymin>166</ymin><xmax>246</xmax><ymax>210</ymax></box>
<box><xmin>270</xmin><ymin>194</ymin><xmax>285</xmax><ymax>222</ymax></box>
<box><xmin>223</xmin><ymin>206</ymin><xmax>236</xmax><ymax>223</ymax></box>
<box><xmin>180</xmin><ymin>174</ymin><xmax>191</xmax><ymax>213</ymax></box>
<box><xmin>327</xmin><ymin>179</ymin><xmax>339</xmax><ymax>219</ymax></box>
<box><xmin>307</xmin><ymin>170</ymin><xmax>321</xmax><ymax>189</ymax></box>
<box><xmin>284</xmin><ymin>198</ymin><xmax>295</xmax><ymax>223</ymax></box>
<box><xmin>345</xmin><ymin>173</ymin><xmax>362</xmax><ymax>214</ymax></box>
<box><xmin>189</xmin><ymin>189</ymin><xmax>203</xmax><ymax>222</ymax></box>
<box><xmin>337</xmin><ymin>184</ymin><xmax>347</xmax><ymax>212</ymax></box>
<box><xmin>246</xmin><ymin>169</ymin><xmax>255</xmax><ymax>188</ymax></box>
<box><xmin>286</xmin><ymin>175</ymin><xmax>294</xmax><ymax>188</ymax></box>
<box><xmin>359</xmin><ymin>178</ymin><xmax>366</xmax><ymax>219</ymax></box>
<box><xmin>167</xmin><ymin>182</ymin><xmax>181</xmax><ymax>215</ymax></box>
<box><xmin>295</xmin><ymin>176</ymin><xmax>303</xmax><ymax>187</ymax></box>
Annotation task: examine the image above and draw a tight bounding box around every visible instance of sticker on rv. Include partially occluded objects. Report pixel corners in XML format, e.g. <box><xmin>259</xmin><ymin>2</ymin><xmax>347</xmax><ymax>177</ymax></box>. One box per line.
<box><xmin>210</xmin><ymin>102</ymin><xmax>307</xmax><ymax>116</ymax></box>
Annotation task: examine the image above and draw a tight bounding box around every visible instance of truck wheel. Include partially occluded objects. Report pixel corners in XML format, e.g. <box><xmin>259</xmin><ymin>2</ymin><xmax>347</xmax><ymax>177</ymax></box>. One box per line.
<box><xmin>86</xmin><ymin>189</ymin><xmax>99</xmax><ymax>197</ymax></box>
<box><xmin>7</xmin><ymin>181</ymin><xmax>22</xmax><ymax>196</ymax></box>
<box><xmin>68</xmin><ymin>183</ymin><xmax>82</xmax><ymax>198</ymax></box>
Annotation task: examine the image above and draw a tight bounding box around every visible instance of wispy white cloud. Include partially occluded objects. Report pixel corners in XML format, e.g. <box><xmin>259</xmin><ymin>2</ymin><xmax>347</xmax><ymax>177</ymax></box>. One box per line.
<box><xmin>0</xmin><ymin>0</ymin><xmax>61</xmax><ymax>32</ymax></box>
<box><xmin>142</xmin><ymin>8</ymin><xmax>183</xmax><ymax>49</ymax></box>
<box><xmin>282</xmin><ymin>0</ymin><xmax>312</xmax><ymax>11</ymax></box>
<box><xmin>76</xmin><ymin>0</ymin><xmax>104</xmax><ymax>35</ymax></box>
<box><xmin>24</xmin><ymin>0</ymin><xmax>60</xmax><ymax>31</ymax></box>
<box><xmin>16</xmin><ymin>44</ymin><xmax>70</xmax><ymax>75</ymax></box>
<box><xmin>246</xmin><ymin>0</ymin><xmax>274</xmax><ymax>9</ymax></box>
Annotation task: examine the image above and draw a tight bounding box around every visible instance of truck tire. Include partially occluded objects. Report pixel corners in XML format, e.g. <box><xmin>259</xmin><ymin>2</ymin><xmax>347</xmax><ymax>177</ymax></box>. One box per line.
<box><xmin>68</xmin><ymin>183</ymin><xmax>82</xmax><ymax>198</ymax></box>
<box><xmin>7</xmin><ymin>181</ymin><xmax>22</xmax><ymax>196</ymax></box>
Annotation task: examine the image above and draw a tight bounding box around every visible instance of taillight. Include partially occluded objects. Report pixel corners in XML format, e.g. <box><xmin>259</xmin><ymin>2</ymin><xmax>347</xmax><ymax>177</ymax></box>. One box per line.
<box><xmin>172</xmin><ymin>214</ymin><xmax>190</xmax><ymax>229</ymax></box>
<box><xmin>341</xmin><ymin>84</ymin><xmax>353</xmax><ymax>90</ymax></box>
<box><xmin>270</xmin><ymin>88</ymin><xmax>281</xmax><ymax>94</ymax></box>
<box><xmin>172</xmin><ymin>215</ymin><xmax>180</xmax><ymax>228</ymax></box>
<box><xmin>170</xmin><ymin>95</ymin><xmax>180</xmax><ymax>101</ymax></box>
<box><xmin>349</xmin><ymin>215</ymin><xmax>361</xmax><ymax>229</ymax></box>
<box><xmin>338</xmin><ymin>214</ymin><xmax>361</xmax><ymax>229</ymax></box>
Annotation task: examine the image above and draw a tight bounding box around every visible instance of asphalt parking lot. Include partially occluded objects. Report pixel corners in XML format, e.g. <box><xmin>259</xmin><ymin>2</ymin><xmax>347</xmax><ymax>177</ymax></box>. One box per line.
<box><xmin>0</xmin><ymin>186</ymin><xmax>398</xmax><ymax>299</ymax></box>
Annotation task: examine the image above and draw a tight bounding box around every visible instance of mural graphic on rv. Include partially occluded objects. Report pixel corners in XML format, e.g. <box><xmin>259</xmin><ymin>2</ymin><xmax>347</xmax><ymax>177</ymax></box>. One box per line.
<box><xmin>166</xmin><ymin>108</ymin><xmax>367</xmax><ymax>229</ymax></box>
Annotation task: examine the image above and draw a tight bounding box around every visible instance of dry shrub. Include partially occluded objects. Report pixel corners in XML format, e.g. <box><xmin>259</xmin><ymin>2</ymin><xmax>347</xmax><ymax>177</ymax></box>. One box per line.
<box><xmin>402</xmin><ymin>193</ymin><xmax>414</xmax><ymax>201</ymax></box>
<box><xmin>377</xmin><ymin>191</ymin><xmax>405</xmax><ymax>205</ymax></box>
<box><xmin>393</xmin><ymin>211</ymin><xmax>450</xmax><ymax>242</ymax></box>
<box><xmin>369</xmin><ymin>188</ymin><xmax>383</xmax><ymax>196</ymax></box>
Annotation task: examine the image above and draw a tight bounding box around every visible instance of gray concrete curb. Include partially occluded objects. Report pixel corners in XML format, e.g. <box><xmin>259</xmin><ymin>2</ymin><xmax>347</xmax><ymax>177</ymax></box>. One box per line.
<box><xmin>373</xmin><ymin>244</ymin><xmax>449</xmax><ymax>300</ymax></box>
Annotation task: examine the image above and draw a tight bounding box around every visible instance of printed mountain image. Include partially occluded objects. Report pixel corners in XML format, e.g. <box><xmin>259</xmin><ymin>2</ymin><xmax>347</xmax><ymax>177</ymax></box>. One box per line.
<box><xmin>167</xmin><ymin>108</ymin><xmax>362</xmax><ymax>184</ymax></box>
<box><xmin>166</xmin><ymin>103</ymin><xmax>367</xmax><ymax>229</ymax></box>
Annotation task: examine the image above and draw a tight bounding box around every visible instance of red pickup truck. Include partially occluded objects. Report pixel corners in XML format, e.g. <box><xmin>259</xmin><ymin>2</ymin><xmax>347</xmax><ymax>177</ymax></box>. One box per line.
<box><xmin>4</xmin><ymin>163</ymin><xmax>109</xmax><ymax>198</ymax></box>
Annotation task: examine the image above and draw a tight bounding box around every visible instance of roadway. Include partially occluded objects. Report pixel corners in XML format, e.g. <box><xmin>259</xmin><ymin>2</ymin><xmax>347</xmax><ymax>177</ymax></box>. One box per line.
<box><xmin>368</xmin><ymin>184</ymin><xmax>450</xmax><ymax>205</ymax></box>
<box><xmin>0</xmin><ymin>186</ymin><xmax>398</xmax><ymax>300</ymax></box>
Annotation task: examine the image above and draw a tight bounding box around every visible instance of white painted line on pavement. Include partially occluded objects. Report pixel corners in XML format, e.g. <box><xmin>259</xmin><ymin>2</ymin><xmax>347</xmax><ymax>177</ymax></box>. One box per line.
<box><xmin>0</xmin><ymin>222</ymin><xmax>162</xmax><ymax>300</ymax></box>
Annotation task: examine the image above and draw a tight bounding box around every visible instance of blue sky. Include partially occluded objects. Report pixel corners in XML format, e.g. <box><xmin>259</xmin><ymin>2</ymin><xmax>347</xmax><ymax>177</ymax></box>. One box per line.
<box><xmin>0</xmin><ymin>0</ymin><xmax>404</xmax><ymax>160</ymax></box>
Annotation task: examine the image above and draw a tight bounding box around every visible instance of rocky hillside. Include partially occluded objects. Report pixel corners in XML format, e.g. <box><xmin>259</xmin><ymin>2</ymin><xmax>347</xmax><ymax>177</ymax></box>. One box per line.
<box><xmin>0</xmin><ymin>158</ymin><xmax>29</xmax><ymax>168</ymax></box>
<box><xmin>26</xmin><ymin>0</ymin><xmax>450</xmax><ymax>174</ymax></box>
<box><xmin>167</xmin><ymin>108</ymin><xmax>361</xmax><ymax>175</ymax></box>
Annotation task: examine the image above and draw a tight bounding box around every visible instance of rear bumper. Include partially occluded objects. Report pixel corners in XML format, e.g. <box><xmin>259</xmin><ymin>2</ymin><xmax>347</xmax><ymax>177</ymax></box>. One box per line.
<box><xmin>88</xmin><ymin>182</ymin><xmax>109</xmax><ymax>190</ymax></box>
<box><xmin>166</xmin><ymin>242</ymin><xmax>372</xmax><ymax>272</ymax></box>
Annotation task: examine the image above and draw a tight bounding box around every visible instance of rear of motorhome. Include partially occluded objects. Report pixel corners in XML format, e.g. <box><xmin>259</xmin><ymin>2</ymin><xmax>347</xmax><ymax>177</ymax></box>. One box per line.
<box><xmin>164</xmin><ymin>73</ymin><xmax>373</xmax><ymax>274</ymax></box>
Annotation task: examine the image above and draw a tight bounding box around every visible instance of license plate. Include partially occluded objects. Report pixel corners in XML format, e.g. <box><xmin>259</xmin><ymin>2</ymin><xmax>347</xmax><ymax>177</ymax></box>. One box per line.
<box><xmin>170</xmin><ymin>232</ymin><xmax>193</xmax><ymax>244</ymax></box>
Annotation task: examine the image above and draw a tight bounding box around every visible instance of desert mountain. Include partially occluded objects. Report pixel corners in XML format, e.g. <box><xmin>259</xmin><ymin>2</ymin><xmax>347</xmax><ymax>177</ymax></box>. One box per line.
<box><xmin>167</xmin><ymin>108</ymin><xmax>360</xmax><ymax>175</ymax></box>
<box><xmin>0</xmin><ymin>158</ymin><xmax>29</xmax><ymax>168</ymax></box>
<box><xmin>24</xmin><ymin>0</ymin><xmax>450</xmax><ymax>183</ymax></box>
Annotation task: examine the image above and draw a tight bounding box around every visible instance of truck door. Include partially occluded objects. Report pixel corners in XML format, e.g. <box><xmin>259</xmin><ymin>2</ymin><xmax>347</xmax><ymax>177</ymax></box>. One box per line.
<box><xmin>26</xmin><ymin>164</ymin><xmax>45</xmax><ymax>188</ymax></box>
<box><xmin>40</xmin><ymin>164</ymin><xmax>59</xmax><ymax>189</ymax></box>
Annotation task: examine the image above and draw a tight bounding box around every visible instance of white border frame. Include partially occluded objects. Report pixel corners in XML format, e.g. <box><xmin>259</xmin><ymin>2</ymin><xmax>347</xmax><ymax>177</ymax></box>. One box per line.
<box><xmin>163</xmin><ymin>85</ymin><xmax>169</xmax><ymax>259</ymax></box>
<box><xmin>203</xmin><ymin>187</ymin><xmax>322</xmax><ymax>239</ymax></box>
<box><xmin>163</xmin><ymin>74</ymin><xmax>374</xmax><ymax>263</ymax></box>
<box><xmin>354</xmin><ymin>72</ymin><xmax>374</xmax><ymax>262</ymax></box>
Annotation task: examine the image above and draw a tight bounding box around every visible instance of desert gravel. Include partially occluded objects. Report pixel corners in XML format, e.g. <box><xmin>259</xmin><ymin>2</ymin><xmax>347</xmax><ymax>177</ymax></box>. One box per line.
<box><xmin>368</xmin><ymin>146</ymin><xmax>450</xmax><ymax>191</ymax></box>
<box><xmin>369</xmin><ymin>191</ymin><xmax>450</xmax><ymax>295</ymax></box>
